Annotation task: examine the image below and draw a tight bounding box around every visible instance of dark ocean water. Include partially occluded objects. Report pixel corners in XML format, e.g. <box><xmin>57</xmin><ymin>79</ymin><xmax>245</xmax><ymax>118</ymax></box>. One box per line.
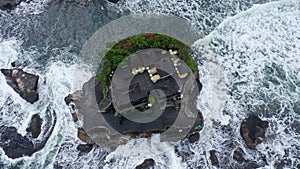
<box><xmin>0</xmin><ymin>0</ymin><xmax>299</xmax><ymax>168</ymax></box>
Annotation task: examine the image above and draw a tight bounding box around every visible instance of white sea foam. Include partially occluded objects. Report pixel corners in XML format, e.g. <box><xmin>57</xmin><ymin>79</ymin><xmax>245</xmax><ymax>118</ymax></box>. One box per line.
<box><xmin>1</xmin><ymin>0</ymin><xmax>300</xmax><ymax>168</ymax></box>
<box><xmin>191</xmin><ymin>0</ymin><xmax>300</xmax><ymax>168</ymax></box>
<box><xmin>104</xmin><ymin>134</ymin><xmax>186</xmax><ymax>169</ymax></box>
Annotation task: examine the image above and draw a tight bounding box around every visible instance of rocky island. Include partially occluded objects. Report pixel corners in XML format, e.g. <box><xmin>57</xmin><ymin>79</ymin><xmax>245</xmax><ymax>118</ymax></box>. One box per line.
<box><xmin>65</xmin><ymin>33</ymin><xmax>204</xmax><ymax>148</ymax></box>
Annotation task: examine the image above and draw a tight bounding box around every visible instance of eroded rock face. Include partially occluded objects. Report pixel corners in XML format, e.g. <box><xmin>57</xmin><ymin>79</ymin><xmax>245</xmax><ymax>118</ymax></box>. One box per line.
<box><xmin>1</xmin><ymin>69</ymin><xmax>39</xmax><ymax>104</ymax></box>
<box><xmin>77</xmin><ymin>128</ymin><xmax>95</xmax><ymax>144</ymax></box>
<box><xmin>240</xmin><ymin>115</ymin><xmax>269</xmax><ymax>149</ymax></box>
<box><xmin>135</xmin><ymin>159</ymin><xmax>155</xmax><ymax>169</ymax></box>
<box><xmin>0</xmin><ymin>111</ymin><xmax>56</xmax><ymax>159</ymax></box>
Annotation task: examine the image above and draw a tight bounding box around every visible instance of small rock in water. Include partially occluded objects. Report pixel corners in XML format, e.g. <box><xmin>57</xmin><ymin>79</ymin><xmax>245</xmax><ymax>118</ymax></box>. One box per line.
<box><xmin>0</xmin><ymin>110</ymin><xmax>56</xmax><ymax>159</ymax></box>
<box><xmin>77</xmin><ymin>144</ymin><xmax>93</xmax><ymax>153</ymax></box>
<box><xmin>1</xmin><ymin>69</ymin><xmax>39</xmax><ymax>104</ymax></box>
<box><xmin>11</xmin><ymin>62</ymin><xmax>16</xmax><ymax>67</ymax></box>
<box><xmin>135</xmin><ymin>159</ymin><xmax>155</xmax><ymax>169</ymax></box>
<box><xmin>233</xmin><ymin>148</ymin><xmax>246</xmax><ymax>162</ymax></box>
<box><xmin>26</xmin><ymin>114</ymin><xmax>43</xmax><ymax>138</ymax></box>
<box><xmin>209</xmin><ymin>150</ymin><xmax>219</xmax><ymax>167</ymax></box>
<box><xmin>240</xmin><ymin>115</ymin><xmax>269</xmax><ymax>149</ymax></box>
<box><xmin>107</xmin><ymin>0</ymin><xmax>119</xmax><ymax>3</ymax></box>
<box><xmin>188</xmin><ymin>132</ymin><xmax>200</xmax><ymax>143</ymax></box>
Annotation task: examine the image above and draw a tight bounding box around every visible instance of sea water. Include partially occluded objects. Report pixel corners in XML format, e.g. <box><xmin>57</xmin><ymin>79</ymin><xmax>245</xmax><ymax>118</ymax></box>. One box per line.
<box><xmin>0</xmin><ymin>0</ymin><xmax>299</xmax><ymax>168</ymax></box>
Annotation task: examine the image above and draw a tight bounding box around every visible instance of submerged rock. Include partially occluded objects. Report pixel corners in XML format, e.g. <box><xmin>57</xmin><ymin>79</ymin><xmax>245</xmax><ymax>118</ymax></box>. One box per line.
<box><xmin>135</xmin><ymin>159</ymin><xmax>155</xmax><ymax>169</ymax></box>
<box><xmin>107</xmin><ymin>0</ymin><xmax>119</xmax><ymax>3</ymax></box>
<box><xmin>232</xmin><ymin>148</ymin><xmax>263</xmax><ymax>168</ymax></box>
<box><xmin>0</xmin><ymin>0</ymin><xmax>27</xmax><ymax>11</ymax></box>
<box><xmin>1</xmin><ymin>69</ymin><xmax>39</xmax><ymax>104</ymax></box>
<box><xmin>0</xmin><ymin>111</ymin><xmax>56</xmax><ymax>159</ymax></box>
<box><xmin>76</xmin><ymin>144</ymin><xmax>94</xmax><ymax>154</ymax></box>
<box><xmin>233</xmin><ymin>148</ymin><xmax>246</xmax><ymax>162</ymax></box>
<box><xmin>240</xmin><ymin>115</ymin><xmax>269</xmax><ymax>149</ymax></box>
<box><xmin>209</xmin><ymin>150</ymin><xmax>219</xmax><ymax>167</ymax></box>
<box><xmin>26</xmin><ymin>114</ymin><xmax>43</xmax><ymax>138</ymax></box>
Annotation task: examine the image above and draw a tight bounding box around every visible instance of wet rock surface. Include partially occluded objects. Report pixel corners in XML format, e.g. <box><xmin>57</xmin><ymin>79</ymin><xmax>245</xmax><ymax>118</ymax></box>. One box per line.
<box><xmin>77</xmin><ymin>144</ymin><xmax>94</xmax><ymax>154</ymax></box>
<box><xmin>107</xmin><ymin>0</ymin><xmax>119</xmax><ymax>3</ymax></box>
<box><xmin>135</xmin><ymin>159</ymin><xmax>155</xmax><ymax>169</ymax></box>
<box><xmin>207</xmin><ymin>124</ymin><xmax>268</xmax><ymax>168</ymax></box>
<box><xmin>209</xmin><ymin>150</ymin><xmax>219</xmax><ymax>167</ymax></box>
<box><xmin>0</xmin><ymin>111</ymin><xmax>56</xmax><ymax>159</ymax></box>
<box><xmin>0</xmin><ymin>0</ymin><xmax>27</xmax><ymax>10</ymax></box>
<box><xmin>1</xmin><ymin>69</ymin><xmax>39</xmax><ymax>104</ymax></box>
<box><xmin>240</xmin><ymin>115</ymin><xmax>269</xmax><ymax>149</ymax></box>
<box><xmin>188</xmin><ymin>132</ymin><xmax>200</xmax><ymax>143</ymax></box>
<box><xmin>0</xmin><ymin>126</ymin><xmax>35</xmax><ymax>159</ymax></box>
<box><xmin>233</xmin><ymin>148</ymin><xmax>246</xmax><ymax>162</ymax></box>
<box><xmin>26</xmin><ymin>114</ymin><xmax>43</xmax><ymax>138</ymax></box>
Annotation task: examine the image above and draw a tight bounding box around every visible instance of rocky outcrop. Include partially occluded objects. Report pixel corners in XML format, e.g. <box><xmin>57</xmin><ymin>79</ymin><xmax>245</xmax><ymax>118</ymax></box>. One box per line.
<box><xmin>0</xmin><ymin>126</ymin><xmax>35</xmax><ymax>159</ymax></box>
<box><xmin>232</xmin><ymin>148</ymin><xmax>266</xmax><ymax>169</ymax></box>
<box><xmin>0</xmin><ymin>0</ymin><xmax>27</xmax><ymax>11</ymax></box>
<box><xmin>240</xmin><ymin>115</ymin><xmax>269</xmax><ymax>149</ymax></box>
<box><xmin>1</xmin><ymin>69</ymin><xmax>39</xmax><ymax>104</ymax></box>
<box><xmin>26</xmin><ymin>114</ymin><xmax>43</xmax><ymax>138</ymax></box>
<box><xmin>0</xmin><ymin>111</ymin><xmax>56</xmax><ymax>159</ymax></box>
<box><xmin>135</xmin><ymin>159</ymin><xmax>155</xmax><ymax>169</ymax></box>
<box><xmin>107</xmin><ymin>0</ymin><xmax>119</xmax><ymax>3</ymax></box>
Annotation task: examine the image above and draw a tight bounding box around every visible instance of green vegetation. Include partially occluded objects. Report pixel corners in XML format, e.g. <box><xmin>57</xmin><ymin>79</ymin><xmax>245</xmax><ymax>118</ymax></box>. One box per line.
<box><xmin>96</xmin><ymin>33</ymin><xmax>197</xmax><ymax>100</ymax></box>
<box><xmin>148</xmin><ymin>96</ymin><xmax>155</xmax><ymax>105</ymax></box>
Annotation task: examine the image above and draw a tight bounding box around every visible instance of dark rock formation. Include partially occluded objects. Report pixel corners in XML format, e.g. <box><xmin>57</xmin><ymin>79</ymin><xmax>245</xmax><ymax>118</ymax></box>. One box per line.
<box><xmin>174</xmin><ymin>144</ymin><xmax>195</xmax><ymax>163</ymax></box>
<box><xmin>1</xmin><ymin>69</ymin><xmax>39</xmax><ymax>104</ymax></box>
<box><xmin>188</xmin><ymin>132</ymin><xmax>200</xmax><ymax>143</ymax></box>
<box><xmin>232</xmin><ymin>148</ymin><xmax>263</xmax><ymax>168</ymax></box>
<box><xmin>26</xmin><ymin>114</ymin><xmax>43</xmax><ymax>138</ymax></box>
<box><xmin>71</xmin><ymin>113</ymin><xmax>79</xmax><ymax>122</ymax></box>
<box><xmin>77</xmin><ymin>144</ymin><xmax>93</xmax><ymax>154</ymax></box>
<box><xmin>107</xmin><ymin>0</ymin><xmax>119</xmax><ymax>3</ymax></box>
<box><xmin>0</xmin><ymin>0</ymin><xmax>27</xmax><ymax>11</ymax></box>
<box><xmin>233</xmin><ymin>148</ymin><xmax>246</xmax><ymax>162</ymax></box>
<box><xmin>64</xmin><ymin>94</ymin><xmax>73</xmax><ymax>105</ymax></box>
<box><xmin>209</xmin><ymin>150</ymin><xmax>219</xmax><ymax>167</ymax></box>
<box><xmin>11</xmin><ymin>62</ymin><xmax>16</xmax><ymax>67</ymax></box>
<box><xmin>240</xmin><ymin>115</ymin><xmax>269</xmax><ymax>149</ymax></box>
<box><xmin>0</xmin><ymin>126</ymin><xmax>35</xmax><ymax>159</ymax></box>
<box><xmin>0</xmin><ymin>111</ymin><xmax>56</xmax><ymax>159</ymax></box>
<box><xmin>135</xmin><ymin>159</ymin><xmax>155</xmax><ymax>169</ymax></box>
